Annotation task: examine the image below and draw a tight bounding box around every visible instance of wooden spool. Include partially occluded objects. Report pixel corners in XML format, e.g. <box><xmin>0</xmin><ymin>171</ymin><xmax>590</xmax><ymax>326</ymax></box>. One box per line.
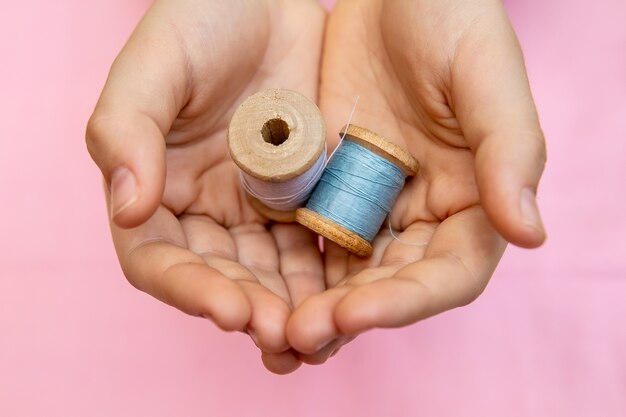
<box><xmin>227</xmin><ymin>89</ymin><xmax>326</xmax><ymax>222</ymax></box>
<box><xmin>296</xmin><ymin>124</ymin><xmax>420</xmax><ymax>257</ymax></box>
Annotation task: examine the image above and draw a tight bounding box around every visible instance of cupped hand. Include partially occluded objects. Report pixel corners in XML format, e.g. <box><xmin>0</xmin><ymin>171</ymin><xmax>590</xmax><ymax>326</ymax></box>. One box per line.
<box><xmin>86</xmin><ymin>0</ymin><xmax>326</xmax><ymax>374</ymax></box>
<box><xmin>286</xmin><ymin>0</ymin><xmax>547</xmax><ymax>364</ymax></box>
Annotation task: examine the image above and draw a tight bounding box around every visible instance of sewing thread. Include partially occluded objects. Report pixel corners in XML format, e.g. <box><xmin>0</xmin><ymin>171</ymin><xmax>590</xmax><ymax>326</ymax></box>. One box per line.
<box><xmin>237</xmin><ymin>94</ymin><xmax>359</xmax><ymax>213</ymax></box>
<box><xmin>304</xmin><ymin>139</ymin><xmax>408</xmax><ymax>242</ymax></box>
<box><xmin>241</xmin><ymin>147</ymin><xmax>326</xmax><ymax>211</ymax></box>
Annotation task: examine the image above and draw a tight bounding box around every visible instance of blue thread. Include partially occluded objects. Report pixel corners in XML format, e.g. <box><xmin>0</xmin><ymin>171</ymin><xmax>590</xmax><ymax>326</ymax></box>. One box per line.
<box><xmin>305</xmin><ymin>140</ymin><xmax>407</xmax><ymax>242</ymax></box>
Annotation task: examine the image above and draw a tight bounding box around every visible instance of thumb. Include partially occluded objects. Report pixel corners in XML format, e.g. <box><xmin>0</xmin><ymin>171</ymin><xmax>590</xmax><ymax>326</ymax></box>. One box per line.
<box><xmin>86</xmin><ymin>111</ymin><xmax>167</xmax><ymax>228</ymax></box>
<box><xmin>452</xmin><ymin>9</ymin><xmax>547</xmax><ymax>248</ymax></box>
<box><xmin>85</xmin><ymin>14</ymin><xmax>188</xmax><ymax>228</ymax></box>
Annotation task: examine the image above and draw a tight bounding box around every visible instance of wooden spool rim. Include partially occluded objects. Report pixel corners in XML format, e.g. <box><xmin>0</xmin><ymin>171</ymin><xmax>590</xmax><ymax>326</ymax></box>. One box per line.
<box><xmin>247</xmin><ymin>195</ymin><xmax>296</xmax><ymax>223</ymax></box>
<box><xmin>295</xmin><ymin>208</ymin><xmax>373</xmax><ymax>257</ymax></box>
<box><xmin>339</xmin><ymin>124</ymin><xmax>419</xmax><ymax>176</ymax></box>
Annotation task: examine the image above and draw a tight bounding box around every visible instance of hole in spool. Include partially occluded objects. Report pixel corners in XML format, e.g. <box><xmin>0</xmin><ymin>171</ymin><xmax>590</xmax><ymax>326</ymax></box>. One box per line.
<box><xmin>261</xmin><ymin>118</ymin><xmax>290</xmax><ymax>146</ymax></box>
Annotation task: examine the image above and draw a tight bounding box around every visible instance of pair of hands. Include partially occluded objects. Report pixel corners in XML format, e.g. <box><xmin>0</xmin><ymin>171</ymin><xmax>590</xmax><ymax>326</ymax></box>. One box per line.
<box><xmin>86</xmin><ymin>0</ymin><xmax>546</xmax><ymax>374</ymax></box>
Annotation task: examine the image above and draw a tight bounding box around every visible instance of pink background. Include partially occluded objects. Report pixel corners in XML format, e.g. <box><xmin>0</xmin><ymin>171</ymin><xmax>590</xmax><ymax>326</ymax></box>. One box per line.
<box><xmin>1</xmin><ymin>0</ymin><xmax>625</xmax><ymax>416</ymax></box>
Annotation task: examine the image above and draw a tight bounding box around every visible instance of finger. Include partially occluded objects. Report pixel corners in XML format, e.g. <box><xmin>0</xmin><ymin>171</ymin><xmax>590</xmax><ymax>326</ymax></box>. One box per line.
<box><xmin>261</xmin><ymin>349</ymin><xmax>302</xmax><ymax>375</ymax></box>
<box><xmin>334</xmin><ymin>206</ymin><xmax>506</xmax><ymax>335</ymax></box>
<box><xmin>297</xmin><ymin>335</ymin><xmax>354</xmax><ymax>366</ymax></box>
<box><xmin>297</xmin><ymin>340</ymin><xmax>340</xmax><ymax>366</ymax></box>
<box><xmin>179</xmin><ymin>216</ymin><xmax>291</xmax><ymax>353</ymax></box>
<box><xmin>324</xmin><ymin>236</ymin><xmax>384</xmax><ymax>288</ymax></box>
<box><xmin>195</xmin><ymin>254</ymin><xmax>292</xmax><ymax>353</ymax></box>
<box><xmin>227</xmin><ymin>223</ymin><xmax>292</xmax><ymax>352</ymax></box>
<box><xmin>272</xmin><ymin>223</ymin><xmax>325</xmax><ymax>307</ymax></box>
<box><xmin>451</xmin><ymin>9</ymin><xmax>547</xmax><ymax>248</ymax></box>
<box><xmin>230</xmin><ymin>223</ymin><xmax>290</xmax><ymax>301</ymax></box>
<box><xmin>378</xmin><ymin>221</ymin><xmax>435</xmax><ymax>266</ymax></box>
<box><xmin>86</xmin><ymin>8</ymin><xmax>189</xmax><ymax>228</ymax></box>
<box><xmin>111</xmin><ymin>206</ymin><xmax>251</xmax><ymax>331</ymax></box>
<box><xmin>286</xmin><ymin>286</ymin><xmax>351</xmax><ymax>354</ymax></box>
<box><xmin>237</xmin><ymin>281</ymin><xmax>292</xmax><ymax>353</ymax></box>
<box><xmin>287</xmin><ymin>227</ymin><xmax>424</xmax><ymax>354</ymax></box>
<box><xmin>324</xmin><ymin>240</ymin><xmax>350</xmax><ymax>287</ymax></box>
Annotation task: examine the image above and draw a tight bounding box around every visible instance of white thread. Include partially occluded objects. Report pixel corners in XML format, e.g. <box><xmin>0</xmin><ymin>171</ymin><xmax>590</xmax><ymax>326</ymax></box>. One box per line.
<box><xmin>387</xmin><ymin>220</ymin><xmax>429</xmax><ymax>246</ymax></box>
<box><xmin>327</xmin><ymin>95</ymin><xmax>360</xmax><ymax>162</ymax></box>
<box><xmin>241</xmin><ymin>147</ymin><xmax>327</xmax><ymax>211</ymax></box>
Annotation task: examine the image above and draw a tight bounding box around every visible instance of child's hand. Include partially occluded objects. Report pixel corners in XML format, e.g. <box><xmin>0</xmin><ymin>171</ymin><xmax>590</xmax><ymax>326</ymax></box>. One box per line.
<box><xmin>286</xmin><ymin>0</ymin><xmax>546</xmax><ymax>364</ymax></box>
<box><xmin>86</xmin><ymin>0</ymin><xmax>327</xmax><ymax>374</ymax></box>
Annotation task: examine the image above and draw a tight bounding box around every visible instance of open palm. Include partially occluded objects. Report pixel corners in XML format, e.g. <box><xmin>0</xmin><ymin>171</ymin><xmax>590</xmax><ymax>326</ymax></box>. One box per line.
<box><xmin>86</xmin><ymin>0</ymin><xmax>326</xmax><ymax>374</ymax></box>
<box><xmin>286</xmin><ymin>0</ymin><xmax>546</xmax><ymax>363</ymax></box>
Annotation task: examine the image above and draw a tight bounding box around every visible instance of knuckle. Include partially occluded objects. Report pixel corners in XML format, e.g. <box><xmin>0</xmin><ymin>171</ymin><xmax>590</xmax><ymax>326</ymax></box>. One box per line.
<box><xmin>536</xmin><ymin>135</ymin><xmax>548</xmax><ymax>170</ymax></box>
<box><xmin>458</xmin><ymin>282</ymin><xmax>487</xmax><ymax>307</ymax></box>
<box><xmin>85</xmin><ymin>112</ymin><xmax>114</xmax><ymax>160</ymax></box>
<box><xmin>525</xmin><ymin>127</ymin><xmax>548</xmax><ymax>171</ymax></box>
<box><xmin>439</xmin><ymin>250</ymin><xmax>490</xmax><ymax>307</ymax></box>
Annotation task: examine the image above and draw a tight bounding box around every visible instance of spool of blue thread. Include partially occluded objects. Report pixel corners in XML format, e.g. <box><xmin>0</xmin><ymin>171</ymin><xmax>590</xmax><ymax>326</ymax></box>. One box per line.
<box><xmin>296</xmin><ymin>125</ymin><xmax>419</xmax><ymax>257</ymax></box>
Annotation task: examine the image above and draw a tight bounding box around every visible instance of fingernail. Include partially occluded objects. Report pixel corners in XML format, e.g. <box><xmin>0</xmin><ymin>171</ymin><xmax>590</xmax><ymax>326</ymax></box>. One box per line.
<box><xmin>520</xmin><ymin>187</ymin><xmax>544</xmax><ymax>232</ymax></box>
<box><xmin>330</xmin><ymin>346</ymin><xmax>341</xmax><ymax>357</ymax></box>
<box><xmin>110</xmin><ymin>167</ymin><xmax>138</xmax><ymax>219</ymax></box>
<box><xmin>315</xmin><ymin>338</ymin><xmax>335</xmax><ymax>352</ymax></box>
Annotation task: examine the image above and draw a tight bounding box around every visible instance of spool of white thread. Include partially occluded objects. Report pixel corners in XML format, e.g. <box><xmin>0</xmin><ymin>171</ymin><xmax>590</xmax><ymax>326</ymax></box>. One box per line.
<box><xmin>227</xmin><ymin>89</ymin><xmax>326</xmax><ymax>222</ymax></box>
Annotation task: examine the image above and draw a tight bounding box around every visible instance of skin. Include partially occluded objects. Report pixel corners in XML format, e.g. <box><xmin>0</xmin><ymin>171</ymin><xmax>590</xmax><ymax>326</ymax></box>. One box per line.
<box><xmin>287</xmin><ymin>0</ymin><xmax>547</xmax><ymax>364</ymax></box>
<box><xmin>86</xmin><ymin>0</ymin><xmax>327</xmax><ymax>374</ymax></box>
<box><xmin>86</xmin><ymin>0</ymin><xmax>546</xmax><ymax>374</ymax></box>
